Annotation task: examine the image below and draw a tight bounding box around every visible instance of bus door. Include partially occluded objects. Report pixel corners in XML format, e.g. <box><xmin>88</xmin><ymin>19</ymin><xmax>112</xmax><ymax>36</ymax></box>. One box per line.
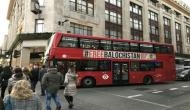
<box><xmin>112</xmin><ymin>62</ymin><xmax>129</xmax><ymax>85</ymax></box>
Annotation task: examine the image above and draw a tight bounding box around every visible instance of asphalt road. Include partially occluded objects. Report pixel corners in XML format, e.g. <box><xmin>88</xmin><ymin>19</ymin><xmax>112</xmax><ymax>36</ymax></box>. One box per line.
<box><xmin>2</xmin><ymin>81</ymin><xmax>190</xmax><ymax>110</ymax></box>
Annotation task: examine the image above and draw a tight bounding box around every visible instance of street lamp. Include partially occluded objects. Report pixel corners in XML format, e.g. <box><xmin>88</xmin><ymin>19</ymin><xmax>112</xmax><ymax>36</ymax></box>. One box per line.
<box><xmin>58</xmin><ymin>19</ymin><xmax>69</xmax><ymax>26</ymax></box>
<box><xmin>58</xmin><ymin>19</ymin><xmax>69</xmax><ymax>32</ymax></box>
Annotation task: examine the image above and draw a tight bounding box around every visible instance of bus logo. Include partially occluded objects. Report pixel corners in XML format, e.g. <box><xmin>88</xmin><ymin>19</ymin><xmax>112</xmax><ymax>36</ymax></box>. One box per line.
<box><xmin>102</xmin><ymin>74</ymin><xmax>109</xmax><ymax>80</ymax></box>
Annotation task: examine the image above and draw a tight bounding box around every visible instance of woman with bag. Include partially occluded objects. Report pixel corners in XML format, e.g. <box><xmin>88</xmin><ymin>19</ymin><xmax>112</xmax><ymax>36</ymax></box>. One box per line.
<box><xmin>3</xmin><ymin>80</ymin><xmax>42</xmax><ymax>110</ymax></box>
<box><xmin>64</xmin><ymin>63</ymin><xmax>78</xmax><ymax>109</ymax></box>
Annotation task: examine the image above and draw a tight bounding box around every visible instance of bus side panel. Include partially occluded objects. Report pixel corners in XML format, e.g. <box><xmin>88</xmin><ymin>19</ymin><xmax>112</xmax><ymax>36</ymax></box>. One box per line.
<box><xmin>156</xmin><ymin>55</ymin><xmax>176</xmax><ymax>82</ymax></box>
<box><xmin>129</xmin><ymin>71</ymin><xmax>156</xmax><ymax>84</ymax></box>
<box><xmin>77</xmin><ymin>71</ymin><xmax>112</xmax><ymax>86</ymax></box>
<box><xmin>164</xmin><ymin>56</ymin><xmax>176</xmax><ymax>81</ymax></box>
<box><xmin>129</xmin><ymin>71</ymin><xmax>143</xmax><ymax>84</ymax></box>
<box><xmin>52</xmin><ymin>48</ymin><xmax>84</xmax><ymax>59</ymax></box>
<box><xmin>129</xmin><ymin>55</ymin><xmax>176</xmax><ymax>84</ymax></box>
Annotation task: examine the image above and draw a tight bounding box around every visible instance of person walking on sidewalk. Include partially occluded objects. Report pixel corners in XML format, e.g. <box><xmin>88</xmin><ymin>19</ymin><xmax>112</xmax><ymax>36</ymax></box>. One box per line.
<box><xmin>0</xmin><ymin>66</ymin><xmax>12</xmax><ymax>98</ymax></box>
<box><xmin>42</xmin><ymin>67</ymin><xmax>62</xmax><ymax>110</ymax></box>
<box><xmin>30</xmin><ymin>64</ymin><xmax>39</xmax><ymax>92</ymax></box>
<box><xmin>39</xmin><ymin>65</ymin><xmax>47</xmax><ymax>96</ymax></box>
<box><xmin>64</xmin><ymin>63</ymin><xmax>78</xmax><ymax>109</ymax></box>
<box><xmin>7</xmin><ymin>67</ymin><xmax>26</xmax><ymax>94</ymax></box>
<box><xmin>3</xmin><ymin>80</ymin><xmax>42</xmax><ymax>110</ymax></box>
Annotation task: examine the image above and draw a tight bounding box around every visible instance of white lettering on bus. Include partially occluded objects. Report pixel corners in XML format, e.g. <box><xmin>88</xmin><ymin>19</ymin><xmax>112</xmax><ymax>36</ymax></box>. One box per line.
<box><xmin>83</xmin><ymin>50</ymin><xmax>156</xmax><ymax>60</ymax></box>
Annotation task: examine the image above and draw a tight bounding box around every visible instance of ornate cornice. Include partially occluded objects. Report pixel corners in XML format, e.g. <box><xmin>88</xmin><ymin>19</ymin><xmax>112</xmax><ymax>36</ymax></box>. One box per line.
<box><xmin>8</xmin><ymin>32</ymin><xmax>53</xmax><ymax>51</ymax></box>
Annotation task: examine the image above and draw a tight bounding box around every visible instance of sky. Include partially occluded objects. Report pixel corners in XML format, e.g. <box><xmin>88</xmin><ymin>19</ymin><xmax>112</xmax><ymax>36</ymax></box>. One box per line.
<box><xmin>0</xmin><ymin>0</ymin><xmax>9</xmax><ymax>47</ymax></box>
<box><xmin>0</xmin><ymin>0</ymin><xmax>190</xmax><ymax>47</ymax></box>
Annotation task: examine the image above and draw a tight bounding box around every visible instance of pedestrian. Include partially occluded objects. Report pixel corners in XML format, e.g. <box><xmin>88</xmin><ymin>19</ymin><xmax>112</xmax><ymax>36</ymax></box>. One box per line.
<box><xmin>42</xmin><ymin>67</ymin><xmax>62</xmax><ymax>110</ymax></box>
<box><xmin>39</xmin><ymin>65</ymin><xmax>47</xmax><ymax>96</ymax></box>
<box><xmin>57</xmin><ymin>63</ymin><xmax>67</xmax><ymax>88</ymax></box>
<box><xmin>0</xmin><ymin>65</ymin><xmax>3</xmax><ymax>74</ymax></box>
<box><xmin>30</xmin><ymin>64</ymin><xmax>39</xmax><ymax>92</ymax></box>
<box><xmin>22</xmin><ymin>67</ymin><xmax>32</xmax><ymax>81</ymax></box>
<box><xmin>0</xmin><ymin>96</ymin><xmax>4</xmax><ymax>110</ymax></box>
<box><xmin>7</xmin><ymin>67</ymin><xmax>26</xmax><ymax>93</ymax></box>
<box><xmin>64</xmin><ymin>63</ymin><xmax>78</xmax><ymax>109</ymax></box>
<box><xmin>0</xmin><ymin>66</ymin><xmax>12</xmax><ymax>98</ymax></box>
<box><xmin>3</xmin><ymin>80</ymin><xmax>42</xmax><ymax>110</ymax></box>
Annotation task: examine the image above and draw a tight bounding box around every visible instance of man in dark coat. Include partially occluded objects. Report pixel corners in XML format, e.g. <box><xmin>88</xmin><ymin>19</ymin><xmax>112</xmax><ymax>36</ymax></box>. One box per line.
<box><xmin>0</xmin><ymin>66</ymin><xmax>12</xmax><ymax>98</ymax></box>
<box><xmin>0</xmin><ymin>96</ymin><xmax>4</xmax><ymax>110</ymax></box>
<box><xmin>42</xmin><ymin>67</ymin><xmax>62</xmax><ymax>110</ymax></box>
<box><xmin>30</xmin><ymin>64</ymin><xmax>39</xmax><ymax>92</ymax></box>
<box><xmin>39</xmin><ymin>65</ymin><xmax>47</xmax><ymax>96</ymax></box>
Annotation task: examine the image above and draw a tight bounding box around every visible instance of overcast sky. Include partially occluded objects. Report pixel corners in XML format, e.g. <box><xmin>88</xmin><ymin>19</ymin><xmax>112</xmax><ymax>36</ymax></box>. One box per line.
<box><xmin>0</xmin><ymin>0</ymin><xmax>190</xmax><ymax>47</ymax></box>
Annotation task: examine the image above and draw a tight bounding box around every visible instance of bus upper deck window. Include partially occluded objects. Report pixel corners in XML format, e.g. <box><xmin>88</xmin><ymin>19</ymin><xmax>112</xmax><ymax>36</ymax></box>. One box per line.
<box><xmin>113</xmin><ymin>41</ymin><xmax>129</xmax><ymax>51</ymax></box>
<box><xmin>80</xmin><ymin>38</ymin><xmax>99</xmax><ymax>49</ymax></box>
<box><xmin>130</xmin><ymin>43</ymin><xmax>139</xmax><ymax>52</ymax></box>
<box><xmin>140</xmin><ymin>44</ymin><xmax>153</xmax><ymax>53</ymax></box>
<box><xmin>59</xmin><ymin>36</ymin><xmax>78</xmax><ymax>47</ymax></box>
<box><xmin>100</xmin><ymin>40</ymin><xmax>112</xmax><ymax>50</ymax></box>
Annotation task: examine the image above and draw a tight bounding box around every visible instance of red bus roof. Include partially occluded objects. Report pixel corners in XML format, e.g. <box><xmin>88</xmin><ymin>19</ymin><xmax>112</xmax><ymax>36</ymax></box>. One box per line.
<box><xmin>55</xmin><ymin>32</ymin><xmax>173</xmax><ymax>47</ymax></box>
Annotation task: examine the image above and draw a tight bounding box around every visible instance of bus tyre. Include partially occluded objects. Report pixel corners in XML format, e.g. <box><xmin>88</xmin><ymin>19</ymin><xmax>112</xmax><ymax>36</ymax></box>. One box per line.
<box><xmin>143</xmin><ymin>76</ymin><xmax>153</xmax><ymax>85</ymax></box>
<box><xmin>82</xmin><ymin>77</ymin><xmax>95</xmax><ymax>88</ymax></box>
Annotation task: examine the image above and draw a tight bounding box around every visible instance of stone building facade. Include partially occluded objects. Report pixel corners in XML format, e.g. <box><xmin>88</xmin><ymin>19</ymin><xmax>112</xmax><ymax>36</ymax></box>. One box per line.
<box><xmin>4</xmin><ymin>0</ymin><xmax>190</xmax><ymax>67</ymax></box>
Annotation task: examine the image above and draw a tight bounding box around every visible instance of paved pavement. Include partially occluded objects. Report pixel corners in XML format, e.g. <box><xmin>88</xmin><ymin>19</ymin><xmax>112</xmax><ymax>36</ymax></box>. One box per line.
<box><xmin>36</xmin><ymin>83</ymin><xmax>116</xmax><ymax>110</ymax></box>
<box><xmin>1</xmin><ymin>82</ymin><xmax>100</xmax><ymax>110</ymax></box>
<box><xmin>2</xmin><ymin>81</ymin><xmax>190</xmax><ymax>110</ymax></box>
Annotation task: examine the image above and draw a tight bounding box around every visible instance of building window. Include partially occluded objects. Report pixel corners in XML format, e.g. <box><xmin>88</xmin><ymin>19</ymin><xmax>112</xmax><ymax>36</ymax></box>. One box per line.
<box><xmin>187</xmin><ymin>26</ymin><xmax>190</xmax><ymax>44</ymax></box>
<box><xmin>175</xmin><ymin>22</ymin><xmax>182</xmax><ymax>53</ymax></box>
<box><xmin>70</xmin><ymin>22</ymin><xmax>92</xmax><ymax>36</ymax></box>
<box><xmin>105</xmin><ymin>0</ymin><xmax>121</xmax><ymax>7</ymax></box>
<box><xmin>163</xmin><ymin>17</ymin><xmax>171</xmax><ymax>44</ymax></box>
<box><xmin>162</xmin><ymin>4</ymin><xmax>171</xmax><ymax>13</ymax></box>
<box><xmin>177</xmin><ymin>45</ymin><xmax>182</xmax><ymax>54</ymax></box>
<box><xmin>130</xmin><ymin>2</ymin><xmax>143</xmax><ymax>41</ymax></box>
<box><xmin>188</xmin><ymin>48</ymin><xmax>190</xmax><ymax>54</ymax></box>
<box><xmin>39</xmin><ymin>0</ymin><xmax>44</xmax><ymax>6</ymax></box>
<box><xmin>184</xmin><ymin>16</ymin><xmax>189</xmax><ymax>22</ymax></box>
<box><xmin>105</xmin><ymin>10</ymin><xmax>122</xmax><ymax>24</ymax></box>
<box><xmin>70</xmin><ymin>0</ymin><xmax>94</xmax><ymax>16</ymax></box>
<box><xmin>35</xmin><ymin>19</ymin><xmax>44</xmax><ymax>33</ymax></box>
<box><xmin>105</xmin><ymin>0</ymin><xmax>122</xmax><ymax>39</ymax></box>
<box><xmin>148</xmin><ymin>0</ymin><xmax>158</xmax><ymax>6</ymax></box>
<box><xmin>174</xmin><ymin>11</ymin><xmax>181</xmax><ymax>18</ymax></box>
<box><xmin>149</xmin><ymin>10</ymin><xmax>159</xmax><ymax>42</ymax></box>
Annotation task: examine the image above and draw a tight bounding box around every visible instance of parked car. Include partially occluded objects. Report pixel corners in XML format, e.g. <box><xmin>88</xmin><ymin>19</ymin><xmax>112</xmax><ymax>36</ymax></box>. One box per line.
<box><xmin>176</xmin><ymin>69</ymin><xmax>190</xmax><ymax>81</ymax></box>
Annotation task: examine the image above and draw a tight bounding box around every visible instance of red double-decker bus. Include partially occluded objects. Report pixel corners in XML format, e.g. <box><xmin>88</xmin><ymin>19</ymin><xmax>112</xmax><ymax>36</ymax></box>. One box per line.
<box><xmin>44</xmin><ymin>32</ymin><xmax>176</xmax><ymax>87</ymax></box>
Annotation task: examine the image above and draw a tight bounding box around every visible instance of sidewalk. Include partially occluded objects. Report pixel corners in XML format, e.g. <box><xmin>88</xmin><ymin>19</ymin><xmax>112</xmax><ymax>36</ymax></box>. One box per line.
<box><xmin>1</xmin><ymin>82</ymin><xmax>101</xmax><ymax>110</ymax></box>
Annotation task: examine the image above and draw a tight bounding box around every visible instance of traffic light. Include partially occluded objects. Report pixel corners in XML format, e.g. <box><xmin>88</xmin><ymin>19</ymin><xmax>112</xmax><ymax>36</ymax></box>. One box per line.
<box><xmin>13</xmin><ymin>50</ymin><xmax>20</xmax><ymax>58</ymax></box>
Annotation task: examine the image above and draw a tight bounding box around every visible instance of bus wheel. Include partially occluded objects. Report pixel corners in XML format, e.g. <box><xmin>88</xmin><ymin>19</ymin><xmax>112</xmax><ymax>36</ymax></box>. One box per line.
<box><xmin>143</xmin><ymin>76</ymin><xmax>153</xmax><ymax>85</ymax></box>
<box><xmin>81</xmin><ymin>77</ymin><xmax>95</xmax><ymax>88</ymax></box>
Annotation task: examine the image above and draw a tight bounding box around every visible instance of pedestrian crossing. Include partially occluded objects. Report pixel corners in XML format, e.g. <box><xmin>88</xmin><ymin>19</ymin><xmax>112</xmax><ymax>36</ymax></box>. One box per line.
<box><xmin>150</xmin><ymin>85</ymin><xmax>189</xmax><ymax>94</ymax></box>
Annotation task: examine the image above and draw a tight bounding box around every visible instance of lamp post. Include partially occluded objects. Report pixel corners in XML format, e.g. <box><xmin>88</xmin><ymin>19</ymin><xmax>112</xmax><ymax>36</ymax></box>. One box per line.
<box><xmin>58</xmin><ymin>19</ymin><xmax>69</xmax><ymax>26</ymax></box>
<box><xmin>58</xmin><ymin>19</ymin><xmax>69</xmax><ymax>32</ymax></box>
